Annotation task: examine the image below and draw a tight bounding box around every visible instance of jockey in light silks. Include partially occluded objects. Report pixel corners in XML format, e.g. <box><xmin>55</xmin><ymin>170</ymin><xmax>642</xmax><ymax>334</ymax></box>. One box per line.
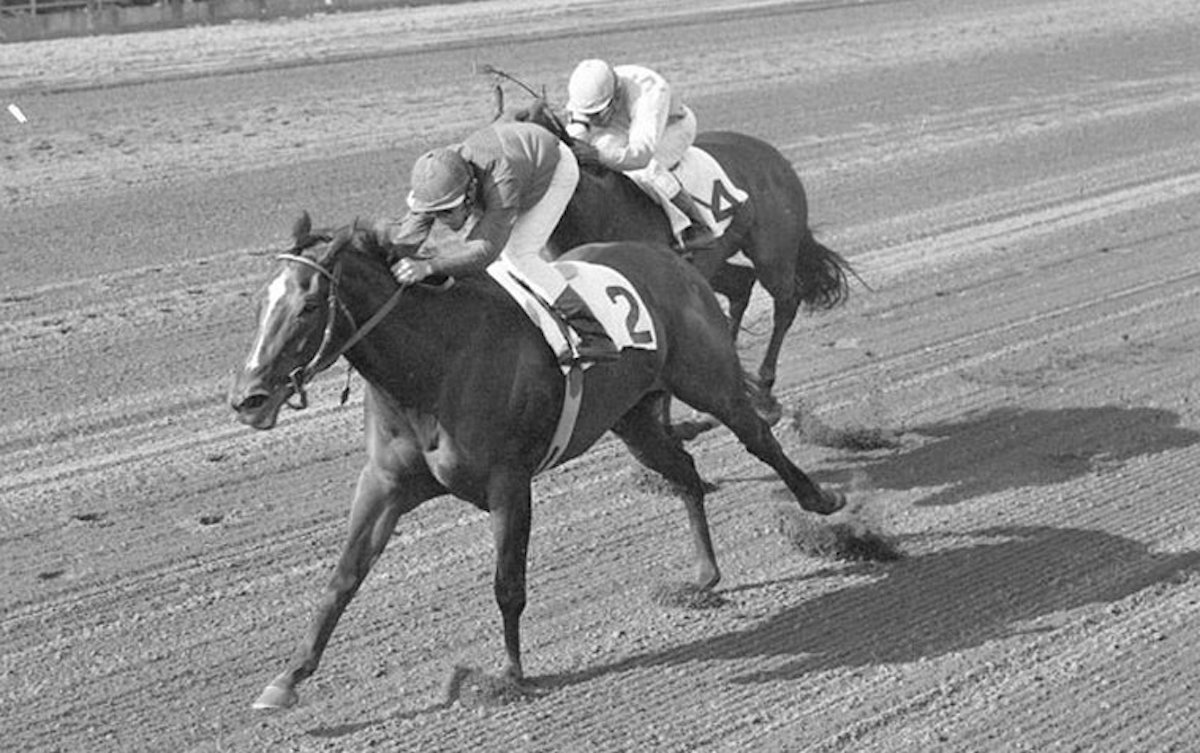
<box><xmin>564</xmin><ymin>58</ymin><xmax>717</xmax><ymax>253</ymax></box>
<box><xmin>380</xmin><ymin>120</ymin><xmax>619</xmax><ymax>364</ymax></box>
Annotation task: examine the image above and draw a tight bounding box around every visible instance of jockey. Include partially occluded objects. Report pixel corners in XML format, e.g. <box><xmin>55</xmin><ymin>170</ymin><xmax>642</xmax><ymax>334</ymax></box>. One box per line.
<box><xmin>564</xmin><ymin>58</ymin><xmax>717</xmax><ymax>253</ymax></box>
<box><xmin>379</xmin><ymin>121</ymin><xmax>619</xmax><ymax>364</ymax></box>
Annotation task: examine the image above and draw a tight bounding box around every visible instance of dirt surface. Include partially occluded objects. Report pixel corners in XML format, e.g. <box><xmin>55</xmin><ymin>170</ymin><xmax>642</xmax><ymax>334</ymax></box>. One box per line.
<box><xmin>3</xmin><ymin>0</ymin><xmax>1200</xmax><ymax>750</ymax></box>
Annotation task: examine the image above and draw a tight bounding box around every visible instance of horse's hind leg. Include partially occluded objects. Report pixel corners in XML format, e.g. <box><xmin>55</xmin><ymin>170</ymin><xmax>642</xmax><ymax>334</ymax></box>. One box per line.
<box><xmin>754</xmin><ymin>287</ymin><xmax>801</xmax><ymax>425</ymax></box>
<box><xmin>612</xmin><ymin>392</ymin><xmax>721</xmax><ymax>588</ymax></box>
<box><xmin>668</xmin><ymin>263</ymin><xmax>757</xmax><ymax>440</ymax></box>
<box><xmin>670</xmin><ymin>346</ymin><xmax>844</xmax><ymax>517</ymax></box>
<box><xmin>728</xmin><ymin>399</ymin><xmax>842</xmax><ymax>513</ymax></box>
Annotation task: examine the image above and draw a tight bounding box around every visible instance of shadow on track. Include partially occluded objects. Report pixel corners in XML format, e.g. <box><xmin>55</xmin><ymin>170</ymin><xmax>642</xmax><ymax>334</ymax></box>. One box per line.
<box><xmin>821</xmin><ymin>405</ymin><xmax>1200</xmax><ymax>507</ymax></box>
<box><xmin>535</xmin><ymin>525</ymin><xmax>1200</xmax><ymax>688</ymax></box>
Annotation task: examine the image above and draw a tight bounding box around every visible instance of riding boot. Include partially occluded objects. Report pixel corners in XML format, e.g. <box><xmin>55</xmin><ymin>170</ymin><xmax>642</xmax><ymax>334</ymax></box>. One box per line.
<box><xmin>669</xmin><ymin>190</ymin><xmax>718</xmax><ymax>254</ymax></box>
<box><xmin>551</xmin><ymin>287</ymin><xmax>620</xmax><ymax>364</ymax></box>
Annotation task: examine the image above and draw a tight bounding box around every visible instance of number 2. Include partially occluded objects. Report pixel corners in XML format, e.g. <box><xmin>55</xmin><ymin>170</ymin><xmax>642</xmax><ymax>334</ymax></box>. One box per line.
<box><xmin>605</xmin><ymin>285</ymin><xmax>653</xmax><ymax>344</ymax></box>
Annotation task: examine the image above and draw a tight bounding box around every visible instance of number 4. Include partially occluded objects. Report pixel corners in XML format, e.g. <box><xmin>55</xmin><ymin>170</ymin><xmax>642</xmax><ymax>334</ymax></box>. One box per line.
<box><xmin>708</xmin><ymin>181</ymin><xmax>740</xmax><ymax>224</ymax></box>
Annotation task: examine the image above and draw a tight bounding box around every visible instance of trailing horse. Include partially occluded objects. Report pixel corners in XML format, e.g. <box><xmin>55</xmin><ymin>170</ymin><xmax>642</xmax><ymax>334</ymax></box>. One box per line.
<box><xmin>228</xmin><ymin>212</ymin><xmax>846</xmax><ymax>709</ymax></box>
<box><xmin>513</xmin><ymin>99</ymin><xmax>855</xmax><ymax>425</ymax></box>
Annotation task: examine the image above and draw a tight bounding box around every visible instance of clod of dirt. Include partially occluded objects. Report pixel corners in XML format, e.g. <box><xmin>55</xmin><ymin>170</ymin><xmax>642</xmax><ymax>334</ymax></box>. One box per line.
<box><xmin>776</xmin><ymin>505</ymin><xmax>903</xmax><ymax>562</ymax></box>
<box><xmin>649</xmin><ymin>581</ymin><xmax>729</xmax><ymax>610</ymax></box>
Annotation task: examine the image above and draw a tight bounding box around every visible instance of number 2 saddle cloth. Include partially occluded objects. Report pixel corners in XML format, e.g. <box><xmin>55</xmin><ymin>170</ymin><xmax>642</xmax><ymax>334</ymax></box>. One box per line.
<box><xmin>486</xmin><ymin>256</ymin><xmax>659</xmax><ymax>473</ymax></box>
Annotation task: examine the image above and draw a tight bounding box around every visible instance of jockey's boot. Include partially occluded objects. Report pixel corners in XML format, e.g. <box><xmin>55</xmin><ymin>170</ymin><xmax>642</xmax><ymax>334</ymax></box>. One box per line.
<box><xmin>552</xmin><ymin>287</ymin><xmax>620</xmax><ymax>364</ymax></box>
<box><xmin>670</xmin><ymin>190</ymin><xmax>719</xmax><ymax>254</ymax></box>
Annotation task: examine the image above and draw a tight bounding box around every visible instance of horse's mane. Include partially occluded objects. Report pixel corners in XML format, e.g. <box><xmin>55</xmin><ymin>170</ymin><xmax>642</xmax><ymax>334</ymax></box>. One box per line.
<box><xmin>290</xmin><ymin>212</ymin><xmax>393</xmax><ymax>274</ymax></box>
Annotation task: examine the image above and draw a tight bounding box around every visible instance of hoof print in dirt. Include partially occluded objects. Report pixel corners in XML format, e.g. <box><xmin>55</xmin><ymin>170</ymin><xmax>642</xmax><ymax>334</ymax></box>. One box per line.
<box><xmin>69</xmin><ymin>511</ymin><xmax>111</xmax><ymax>527</ymax></box>
<box><xmin>649</xmin><ymin>581</ymin><xmax>729</xmax><ymax>610</ymax></box>
<box><xmin>443</xmin><ymin>665</ymin><xmax>543</xmax><ymax>710</ymax></box>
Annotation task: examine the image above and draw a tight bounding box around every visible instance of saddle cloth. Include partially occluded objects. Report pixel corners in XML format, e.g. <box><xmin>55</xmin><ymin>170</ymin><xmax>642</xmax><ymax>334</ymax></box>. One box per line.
<box><xmin>667</xmin><ymin>146</ymin><xmax>749</xmax><ymax>238</ymax></box>
<box><xmin>486</xmin><ymin>256</ymin><xmax>659</xmax><ymax>366</ymax></box>
<box><xmin>486</xmin><ymin>256</ymin><xmax>660</xmax><ymax>474</ymax></box>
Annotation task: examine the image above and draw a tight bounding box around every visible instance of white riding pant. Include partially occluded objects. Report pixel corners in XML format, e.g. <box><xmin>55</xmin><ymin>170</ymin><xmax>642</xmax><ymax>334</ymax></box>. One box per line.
<box><xmin>500</xmin><ymin>141</ymin><xmax>579</xmax><ymax>303</ymax></box>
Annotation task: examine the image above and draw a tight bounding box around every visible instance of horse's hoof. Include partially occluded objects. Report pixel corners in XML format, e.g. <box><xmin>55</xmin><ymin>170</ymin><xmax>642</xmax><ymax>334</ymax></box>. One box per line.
<box><xmin>803</xmin><ymin>489</ymin><xmax>846</xmax><ymax>516</ymax></box>
<box><xmin>511</xmin><ymin>676</ymin><xmax>552</xmax><ymax>699</ymax></box>
<box><xmin>251</xmin><ymin>683</ymin><xmax>298</xmax><ymax>710</ymax></box>
<box><xmin>697</xmin><ymin>571</ymin><xmax>721</xmax><ymax>591</ymax></box>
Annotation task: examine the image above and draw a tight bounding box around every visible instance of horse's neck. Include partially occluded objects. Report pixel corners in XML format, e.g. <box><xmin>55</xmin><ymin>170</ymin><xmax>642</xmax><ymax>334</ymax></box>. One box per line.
<box><xmin>342</xmin><ymin>275</ymin><xmax>499</xmax><ymax>409</ymax></box>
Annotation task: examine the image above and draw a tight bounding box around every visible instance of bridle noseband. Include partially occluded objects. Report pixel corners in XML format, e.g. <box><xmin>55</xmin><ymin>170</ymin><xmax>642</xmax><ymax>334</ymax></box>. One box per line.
<box><xmin>275</xmin><ymin>250</ymin><xmax>406</xmax><ymax>410</ymax></box>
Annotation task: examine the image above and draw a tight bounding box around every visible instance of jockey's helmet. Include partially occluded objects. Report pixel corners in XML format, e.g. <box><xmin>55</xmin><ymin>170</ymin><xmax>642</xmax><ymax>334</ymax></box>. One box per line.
<box><xmin>407</xmin><ymin>147</ymin><xmax>471</xmax><ymax>213</ymax></box>
<box><xmin>567</xmin><ymin>59</ymin><xmax>616</xmax><ymax>116</ymax></box>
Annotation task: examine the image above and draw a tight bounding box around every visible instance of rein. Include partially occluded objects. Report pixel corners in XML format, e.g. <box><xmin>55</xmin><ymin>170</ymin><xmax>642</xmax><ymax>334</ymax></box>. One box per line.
<box><xmin>276</xmin><ymin>252</ymin><xmax>407</xmax><ymax>410</ymax></box>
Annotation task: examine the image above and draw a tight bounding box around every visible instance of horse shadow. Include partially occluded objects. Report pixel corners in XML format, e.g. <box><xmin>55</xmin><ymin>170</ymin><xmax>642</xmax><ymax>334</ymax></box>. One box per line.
<box><xmin>540</xmin><ymin>524</ymin><xmax>1200</xmax><ymax>689</ymax></box>
<box><xmin>824</xmin><ymin>405</ymin><xmax>1200</xmax><ymax>507</ymax></box>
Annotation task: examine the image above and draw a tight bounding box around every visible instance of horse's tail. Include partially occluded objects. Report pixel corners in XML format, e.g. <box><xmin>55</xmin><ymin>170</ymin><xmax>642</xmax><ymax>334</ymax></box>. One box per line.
<box><xmin>796</xmin><ymin>231</ymin><xmax>856</xmax><ymax>312</ymax></box>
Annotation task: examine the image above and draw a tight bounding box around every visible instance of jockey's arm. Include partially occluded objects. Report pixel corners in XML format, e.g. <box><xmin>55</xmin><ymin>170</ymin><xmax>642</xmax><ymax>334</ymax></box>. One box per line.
<box><xmin>594</xmin><ymin>77</ymin><xmax>672</xmax><ymax>171</ymax></box>
<box><xmin>377</xmin><ymin>212</ymin><xmax>435</xmax><ymax>265</ymax></box>
<box><xmin>425</xmin><ymin>206</ymin><xmax>517</xmax><ymax>278</ymax></box>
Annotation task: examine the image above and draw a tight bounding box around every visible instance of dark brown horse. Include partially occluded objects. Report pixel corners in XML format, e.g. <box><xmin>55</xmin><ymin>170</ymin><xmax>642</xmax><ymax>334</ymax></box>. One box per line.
<box><xmin>513</xmin><ymin>99</ymin><xmax>854</xmax><ymax>425</ymax></box>
<box><xmin>228</xmin><ymin>213</ymin><xmax>846</xmax><ymax>709</ymax></box>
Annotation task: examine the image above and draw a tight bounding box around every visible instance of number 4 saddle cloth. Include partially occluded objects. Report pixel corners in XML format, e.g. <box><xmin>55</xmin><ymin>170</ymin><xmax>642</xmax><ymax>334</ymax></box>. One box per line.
<box><xmin>668</xmin><ymin>146</ymin><xmax>749</xmax><ymax>239</ymax></box>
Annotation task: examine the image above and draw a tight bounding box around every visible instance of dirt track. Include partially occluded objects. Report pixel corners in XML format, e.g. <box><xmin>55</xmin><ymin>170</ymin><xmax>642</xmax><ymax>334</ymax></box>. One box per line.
<box><xmin>3</xmin><ymin>0</ymin><xmax>1200</xmax><ymax>750</ymax></box>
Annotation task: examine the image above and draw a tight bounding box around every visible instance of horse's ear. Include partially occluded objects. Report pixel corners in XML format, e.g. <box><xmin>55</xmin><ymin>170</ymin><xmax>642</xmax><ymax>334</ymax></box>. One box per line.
<box><xmin>492</xmin><ymin>84</ymin><xmax>505</xmax><ymax>122</ymax></box>
<box><xmin>294</xmin><ymin>211</ymin><xmax>312</xmax><ymax>241</ymax></box>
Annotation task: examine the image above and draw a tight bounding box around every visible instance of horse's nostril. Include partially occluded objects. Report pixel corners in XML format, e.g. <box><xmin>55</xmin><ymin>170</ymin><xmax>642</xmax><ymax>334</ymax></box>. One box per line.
<box><xmin>237</xmin><ymin>394</ymin><xmax>269</xmax><ymax>411</ymax></box>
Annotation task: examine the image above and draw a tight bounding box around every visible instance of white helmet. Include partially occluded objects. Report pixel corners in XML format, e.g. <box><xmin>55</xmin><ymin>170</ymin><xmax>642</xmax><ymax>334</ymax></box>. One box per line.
<box><xmin>567</xmin><ymin>59</ymin><xmax>616</xmax><ymax>115</ymax></box>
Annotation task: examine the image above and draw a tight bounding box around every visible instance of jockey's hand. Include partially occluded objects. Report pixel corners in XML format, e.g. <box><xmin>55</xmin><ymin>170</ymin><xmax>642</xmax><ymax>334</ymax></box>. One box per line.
<box><xmin>392</xmin><ymin>258</ymin><xmax>433</xmax><ymax>286</ymax></box>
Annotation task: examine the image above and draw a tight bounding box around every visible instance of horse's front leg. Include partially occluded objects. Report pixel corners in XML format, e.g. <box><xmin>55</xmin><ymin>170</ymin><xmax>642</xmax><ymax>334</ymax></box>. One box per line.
<box><xmin>487</xmin><ymin>467</ymin><xmax>534</xmax><ymax>685</ymax></box>
<box><xmin>252</xmin><ymin>467</ymin><xmax>433</xmax><ymax>710</ymax></box>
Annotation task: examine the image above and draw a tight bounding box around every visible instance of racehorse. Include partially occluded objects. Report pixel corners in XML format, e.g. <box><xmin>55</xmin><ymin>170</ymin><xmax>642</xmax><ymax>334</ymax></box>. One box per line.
<box><xmin>228</xmin><ymin>212</ymin><xmax>847</xmax><ymax>709</ymax></box>
<box><xmin>511</xmin><ymin>98</ymin><xmax>854</xmax><ymax>426</ymax></box>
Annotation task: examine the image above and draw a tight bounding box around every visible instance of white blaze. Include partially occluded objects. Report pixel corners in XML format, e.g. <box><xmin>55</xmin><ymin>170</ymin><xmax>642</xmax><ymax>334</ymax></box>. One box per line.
<box><xmin>245</xmin><ymin>273</ymin><xmax>289</xmax><ymax>370</ymax></box>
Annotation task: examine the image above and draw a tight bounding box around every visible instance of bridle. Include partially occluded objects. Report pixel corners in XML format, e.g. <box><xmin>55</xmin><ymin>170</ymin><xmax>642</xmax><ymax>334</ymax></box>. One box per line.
<box><xmin>275</xmin><ymin>249</ymin><xmax>406</xmax><ymax>410</ymax></box>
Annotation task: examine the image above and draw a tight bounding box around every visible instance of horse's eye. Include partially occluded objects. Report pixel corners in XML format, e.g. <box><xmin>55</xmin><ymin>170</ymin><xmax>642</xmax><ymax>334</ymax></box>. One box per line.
<box><xmin>300</xmin><ymin>299</ymin><xmax>321</xmax><ymax>315</ymax></box>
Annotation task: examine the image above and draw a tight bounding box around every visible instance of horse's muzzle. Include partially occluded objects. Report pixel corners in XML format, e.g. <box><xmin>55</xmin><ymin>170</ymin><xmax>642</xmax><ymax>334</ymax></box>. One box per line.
<box><xmin>228</xmin><ymin>371</ymin><xmax>288</xmax><ymax>430</ymax></box>
<box><xmin>230</xmin><ymin>391</ymin><xmax>279</xmax><ymax>430</ymax></box>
